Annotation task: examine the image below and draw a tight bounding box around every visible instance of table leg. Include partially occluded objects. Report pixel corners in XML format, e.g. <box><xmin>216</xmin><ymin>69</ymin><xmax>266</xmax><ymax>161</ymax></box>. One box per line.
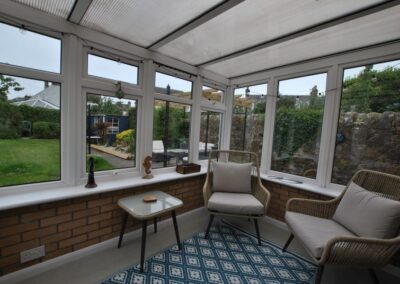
<box><xmin>140</xmin><ymin>220</ymin><xmax>147</xmax><ymax>273</ymax></box>
<box><xmin>117</xmin><ymin>213</ymin><xmax>128</xmax><ymax>248</ymax></box>
<box><xmin>171</xmin><ymin>210</ymin><xmax>181</xmax><ymax>250</ymax></box>
<box><xmin>154</xmin><ymin>217</ymin><xmax>157</xmax><ymax>233</ymax></box>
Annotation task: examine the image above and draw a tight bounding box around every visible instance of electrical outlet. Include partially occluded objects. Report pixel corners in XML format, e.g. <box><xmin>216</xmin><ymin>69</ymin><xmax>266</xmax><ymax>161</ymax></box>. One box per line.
<box><xmin>20</xmin><ymin>245</ymin><xmax>45</xmax><ymax>263</ymax></box>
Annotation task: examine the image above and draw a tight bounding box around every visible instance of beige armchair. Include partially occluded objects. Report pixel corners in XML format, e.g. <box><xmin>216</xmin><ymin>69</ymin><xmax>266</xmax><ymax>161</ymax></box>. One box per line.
<box><xmin>203</xmin><ymin>150</ymin><xmax>270</xmax><ymax>245</ymax></box>
<box><xmin>282</xmin><ymin>170</ymin><xmax>400</xmax><ymax>284</ymax></box>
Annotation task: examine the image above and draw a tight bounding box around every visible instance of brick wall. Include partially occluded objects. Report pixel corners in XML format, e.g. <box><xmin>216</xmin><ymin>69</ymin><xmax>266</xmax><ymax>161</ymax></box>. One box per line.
<box><xmin>0</xmin><ymin>175</ymin><xmax>205</xmax><ymax>276</ymax></box>
<box><xmin>0</xmin><ymin>176</ymin><xmax>336</xmax><ymax>277</ymax></box>
<box><xmin>263</xmin><ymin>180</ymin><xmax>333</xmax><ymax>221</ymax></box>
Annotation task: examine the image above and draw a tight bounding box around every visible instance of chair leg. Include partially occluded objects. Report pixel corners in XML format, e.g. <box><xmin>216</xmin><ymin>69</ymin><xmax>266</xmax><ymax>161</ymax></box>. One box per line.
<box><xmin>282</xmin><ymin>234</ymin><xmax>294</xmax><ymax>252</ymax></box>
<box><xmin>154</xmin><ymin>217</ymin><xmax>157</xmax><ymax>233</ymax></box>
<box><xmin>368</xmin><ymin>268</ymin><xmax>379</xmax><ymax>284</ymax></box>
<box><xmin>205</xmin><ymin>214</ymin><xmax>214</xmax><ymax>239</ymax></box>
<box><xmin>253</xmin><ymin>219</ymin><xmax>261</xmax><ymax>246</ymax></box>
<box><xmin>140</xmin><ymin>219</ymin><xmax>147</xmax><ymax>273</ymax></box>
<box><xmin>314</xmin><ymin>265</ymin><xmax>324</xmax><ymax>284</ymax></box>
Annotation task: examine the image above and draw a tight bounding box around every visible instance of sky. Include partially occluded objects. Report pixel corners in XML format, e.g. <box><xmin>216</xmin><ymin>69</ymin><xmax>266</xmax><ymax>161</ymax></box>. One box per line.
<box><xmin>1</xmin><ymin>22</ymin><xmax>399</xmax><ymax>101</ymax></box>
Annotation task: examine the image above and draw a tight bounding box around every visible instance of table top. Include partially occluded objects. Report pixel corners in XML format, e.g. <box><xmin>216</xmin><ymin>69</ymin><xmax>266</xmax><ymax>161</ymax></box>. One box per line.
<box><xmin>117</xmin><ymin>191</ymin><xmax>183</xmax><ymax>219</ymax></box>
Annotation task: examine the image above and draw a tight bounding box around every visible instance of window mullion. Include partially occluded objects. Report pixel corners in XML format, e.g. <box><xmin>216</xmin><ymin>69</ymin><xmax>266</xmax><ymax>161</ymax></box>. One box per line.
<box><xmin>316</xmin><ymin>65</ymin><xmax>339</xmax><ymax>187</ymax></box>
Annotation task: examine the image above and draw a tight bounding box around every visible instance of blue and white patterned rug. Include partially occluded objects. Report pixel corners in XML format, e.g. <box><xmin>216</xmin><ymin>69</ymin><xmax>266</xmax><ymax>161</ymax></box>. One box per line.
<box><xmin>101</xmin><ymin>221</ymin><xmax>317</xmax><ymax>284</ymax></box>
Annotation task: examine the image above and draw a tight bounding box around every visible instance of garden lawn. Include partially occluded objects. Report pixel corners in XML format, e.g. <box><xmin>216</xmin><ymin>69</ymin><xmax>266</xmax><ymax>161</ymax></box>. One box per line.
<box><xmin>0</xmin><ymin>139</ymin><xmax>61</xmax><ymax>187</ymax></box>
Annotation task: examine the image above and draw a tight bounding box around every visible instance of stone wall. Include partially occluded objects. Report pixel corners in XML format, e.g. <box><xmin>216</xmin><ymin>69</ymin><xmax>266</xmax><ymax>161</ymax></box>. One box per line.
<box><xmin>332</xmin><ymin>111</ymin><xmax>400</xmax><ymax>184</ymax></box>
<box><xmin>230</xmin><ymin>114</ymin><xmax>265</xmax><ymax>159</ymax></box>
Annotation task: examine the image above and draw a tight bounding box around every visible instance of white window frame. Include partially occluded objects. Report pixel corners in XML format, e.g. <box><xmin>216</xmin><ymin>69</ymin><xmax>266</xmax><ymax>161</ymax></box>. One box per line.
<box><xmin>81</xmin><ymin>88</ymin><xmax>142</xmax><ymax>181</ymax></box>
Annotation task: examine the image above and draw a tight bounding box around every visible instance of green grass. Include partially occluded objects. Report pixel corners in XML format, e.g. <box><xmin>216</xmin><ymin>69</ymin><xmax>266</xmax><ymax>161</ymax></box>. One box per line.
<box><xmin>0</xmin><ymin>139</ymin><xmax>61</xmax><ymax>187</ymax></box>
<box><xmin>87</xmin><ymin>155</ymin><xmax>113</xmax><ymax>172</ymax></box>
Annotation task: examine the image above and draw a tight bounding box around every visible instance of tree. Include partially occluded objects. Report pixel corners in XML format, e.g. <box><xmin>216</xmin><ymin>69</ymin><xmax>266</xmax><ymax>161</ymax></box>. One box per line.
<box><xmin>0</xmin><ymin>75</ymin><xmax>24</xmax><ymax>102</ymax></box>
<box><xmin>341</xmin><ymin>65</ymin><xmax>400</xmax><ymax>113</ymax></box>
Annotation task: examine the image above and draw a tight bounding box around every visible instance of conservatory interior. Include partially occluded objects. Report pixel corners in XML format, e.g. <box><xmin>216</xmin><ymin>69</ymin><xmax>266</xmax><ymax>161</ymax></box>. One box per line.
<box><xmin>0</xmin><ymin>1</ymin><xmax>399</xmax><ymax>284</ymax></box>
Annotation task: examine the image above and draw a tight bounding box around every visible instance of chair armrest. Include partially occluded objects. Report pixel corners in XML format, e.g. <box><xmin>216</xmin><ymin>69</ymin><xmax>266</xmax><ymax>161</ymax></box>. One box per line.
<box><xmin>320</xmin><ymin>235</ymin><xmax>400</xmax><ymax>266</ymax></box>
<box><xmin>286</xmin><ymin>198</ymin><xmax>340</xmax><ymax>219</ymax></box>
<box><xmin>203</xmin><ymin>174</ymin><xmax>212</xmax><ymax>207</ymax></box>
<box><xmin>254</xmin><ymin>179</ymin><xmax>271</xmax><ymax>214</ymax></box>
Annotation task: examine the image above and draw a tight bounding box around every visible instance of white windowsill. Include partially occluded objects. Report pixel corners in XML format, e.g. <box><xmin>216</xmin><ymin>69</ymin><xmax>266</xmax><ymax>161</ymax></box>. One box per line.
<box><xmin>0</xmin><ymin>167</ymin><xmax>207</xmax><ymax>211</ymax></box>
<box><xmin>0</xmin><ymin>166</ymin><xmax>343</xmax><ymax>212</ymax></box>
<box><xmin>260</xmin><ymin>173</ymin><xmax>343</xmax><ymax>198</ymax></box>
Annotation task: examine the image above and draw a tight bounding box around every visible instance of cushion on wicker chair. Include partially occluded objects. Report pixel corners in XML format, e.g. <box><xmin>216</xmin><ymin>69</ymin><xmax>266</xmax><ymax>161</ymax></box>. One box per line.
<box><xmin>333</xmin><ymin>182</ymin><xmax>400</xmax><ymax>239</ymax></box>
<box><xmin>208</xmin><ymin>192</ymin><xmax>264</xmax><ymax>215</ymax></box>
<box><xmin>285</xmin><ymin>212</ymin><xmax>355</xmax><ymax>259</ymax></box>
<box><xmin>212</xmin><ymin>161</ymin><xmax>252</xmax><ymax>193</ymax></box>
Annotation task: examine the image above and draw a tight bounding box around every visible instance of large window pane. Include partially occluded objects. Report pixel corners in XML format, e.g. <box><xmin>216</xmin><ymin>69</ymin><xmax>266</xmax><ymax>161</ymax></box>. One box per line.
<box><xmin>0</xmin><ymin>75</ymin><xmax>61</xmax><ymax>187</ymax></box>
<box><xmin>202</xmin><ymin>86</ymin><xmax>224</xmax><ymax>103</ymax></box>
<box><xmin>0</xmin><ymin>22</ymin><xmax>61</xmax><ymax>73</ymax></box>
<box><xmin>199</xmin><ymin>111</ymin><xmax>222</xmax><ymax>160</ymax></box>
<box><xmin>88</xmin><ymin>54</ymin><xmax>138</xmax><ymax>85</ymax></box>
<box><xmin>155</xmin><ymin>72</ymin><xmax>192</xmax><ymax>99</ymax></box>
<box><xmin>231</xmin><ymin>84</ymin><xmax>267</xmax><ymax>160</ymax></box>
<box><xmin>332</xmin><ymin>60</ymin><xmax>400</xmax><ymax>185</ymax></box>
<box><xmin>153</xmin><ymin>100</ymin><xmax>191</xmax><ymax>168</ymax></box>
<box><xmin>271</xmin><ymin>74</ymin><xmax>327</xmax><ymax>178</ymax></box>
<box><xmin>86</xmin><ymin>94</ymin><xmax>138</xmax><ymax>171</ymax></box>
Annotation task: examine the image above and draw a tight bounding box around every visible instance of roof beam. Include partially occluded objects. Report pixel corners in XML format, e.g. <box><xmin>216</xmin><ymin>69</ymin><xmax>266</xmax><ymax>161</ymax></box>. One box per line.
<box><xmin>198</xmin><ymin>0</ymin><xmax>400</xmax><ymax>67</ymax></box>
<box><xmin>147</xmin><ymin>0</ymin><xmax>244</xmax><ymax>50</ymax></box>
<box><xmin>68</xmin><ymin>0</ymin><xmax>93</xmax><ymax>24</ymax></box>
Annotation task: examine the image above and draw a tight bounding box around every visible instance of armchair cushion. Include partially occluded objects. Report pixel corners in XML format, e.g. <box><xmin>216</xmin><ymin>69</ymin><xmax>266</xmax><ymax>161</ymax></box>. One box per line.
<box><xmin>212</xmin><ymin>161</ymin><xmax>252</xmax><ymax>193</ymax></box>
<box><xmin>208</xmin><ymin>192</ymin><xmax>264</xmax><ymax>215</ymax></box>
<box><xmin>285</xmin><ymin>212</ymin><xmax>355</xmax><ymax>259</ymax></box>
<box><xmin>333</xmin><ymin>182</ymin><xmax>400</xmax><ymax>239</ymax></box>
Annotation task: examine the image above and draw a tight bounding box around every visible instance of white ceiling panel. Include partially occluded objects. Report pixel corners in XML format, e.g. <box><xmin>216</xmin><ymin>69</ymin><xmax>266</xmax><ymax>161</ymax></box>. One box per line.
<box><xmin>205</xmin><ymin>6</ymin><xmax>400</xmax><ymax>78</ymax></box>
<box><xmin>12</xmin><ymin>0</ymin><xmax>75</xmax><ymax>18</ymax></box>
<box><xmin>80</xmin><ymin>0</ymin><xmax>223</xmax><ymax>47</ymax></box>
<box><xmin>158</xmin><ymin>0</ymin><xmax>386</xmax><ymax>65</ymax></box>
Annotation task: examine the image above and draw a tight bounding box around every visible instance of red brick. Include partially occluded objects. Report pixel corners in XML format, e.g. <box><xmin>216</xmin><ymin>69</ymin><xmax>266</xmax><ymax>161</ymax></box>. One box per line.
<box><xmin>88</xmin><ymin>212</ymin><xmax>112</xmax><ymax>224</ymax></box>
<box><xmin>87</xmin><ymin>197</ymin><xmax>113</xmax><ymax>208</ymax></box>
<box><xmin>58</xmin><ymin>202</ymin><xmax>86</xmax><ymax>215</ymax></box>
<box><xmin>72</xmin><ymin>223</ymin><xmax>99</xmax><ymax>236</ymax></box>
<box><xmin>0</xmin><ymin>216</ymin><xmax>19</xmax><ymax>227</ymax></box>
<box><xmin>41</xmin><ymin>231</ymin><xmax>72</xmax><ymax>244</ymax></box>
<box><xmin>0</xmin><ymin>234</ymin><xmax>21</xmax><ymax>247</ymax></box>
<box><xmin>22</xmin><ymin>225</ymin><xmax>57</xmax><ymax>241</ymax></box>
<box><xmin>40</xmin><ymin>214</ymin><xmax>72</xmax><ymax>227</ymax></box>
<box><xmin>58</xmin><ymin>218</ymin><xmax>86</xmax><ymax>232</ymax></box>
<box><xmin>59</xmin><ymin>235</ymin><xmax>87</xmax><ymax>249</ymax></box>
<box><xmin>2</xmin><ymin>239</ymin><xmax>40</xmax><ymax>256</ymax></box>
<box><xmin>0</xmin><ymin>221</ymin><xmax>38</xmax><ymax>238</ymax></box>
<box><xmin>73</xmin><ymin>207</ymin><xmax>100</xmax><ymax>219</ymax></box>
<box><xmin>73</xmin><ymin>238</ymin><xmax>99</xmax><ymax>251</ymax></box>
<box><xmin>0</xmin><ymin>253</ymin><xmax>19</xmax><ymax>267</ymax></box>
<box><xmin>42</xmin><ymin>247</ymin><xmax>73</xmax><ymax>261</ymax></box>
<box><xmin>21</xmin><ymin>209</ymin><xmax>56</xmax><ymax>223</ymax></box>
<box><xmin>88</xmin><ymin>227</ymin><xmax>112</xmax><ymax>239</ymax></box>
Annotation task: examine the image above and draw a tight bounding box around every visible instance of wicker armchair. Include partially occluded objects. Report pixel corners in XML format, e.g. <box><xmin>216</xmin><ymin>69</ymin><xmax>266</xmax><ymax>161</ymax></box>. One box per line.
<box><xmin>282</xmin><ymin>170</ymin><xmax>400</xmax><ymax>284</ymax></box>
<box><xmin>203</xmin><ymin>150</ymin><xmax>270</xmax><ymax>245</ymax></box>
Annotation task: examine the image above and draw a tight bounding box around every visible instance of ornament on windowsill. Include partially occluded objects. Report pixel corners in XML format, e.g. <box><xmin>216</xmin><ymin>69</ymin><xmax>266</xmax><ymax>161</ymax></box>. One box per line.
<box><xmin>142</xmin><ymin>156</ymin><xmax>154</xmax><ymax>179</ymax></box>
<box><xmin>115</xmin><ymin>81</ymin><xmax>125</xmax><ymax>99</ymax></box>
<box><xmin>85</xmin><ymin>157</ymin><xmax>97</xmax><ymax>188</ymax></box>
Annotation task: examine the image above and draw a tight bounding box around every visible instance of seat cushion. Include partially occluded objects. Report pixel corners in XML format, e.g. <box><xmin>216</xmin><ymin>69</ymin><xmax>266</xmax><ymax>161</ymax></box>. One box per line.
<box><xmin>212</xmin><ymin>161</ymin><xmax>252</xmax><ymax>193</ymax></box>
<box><xmin>285</xmin><ymin>212</ymin><xmax>355</xmax><ymax>259</ymax></box>
<box><xmin>208</xmin><ymin>192</ymin><xmax>264</xmax><ymax>215</ymax></box>
<box><xmin>333</xmin><ymin>182</ymin><xmax>400</xmax><ymax>239</ymax></box>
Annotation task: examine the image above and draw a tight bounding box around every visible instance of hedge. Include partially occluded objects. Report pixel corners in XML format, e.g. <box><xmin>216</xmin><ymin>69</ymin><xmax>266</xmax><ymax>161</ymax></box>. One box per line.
<box><xmin>0</xmin><ymin>101</ymin><xmax>23</xmax><ymax>138</ymax></box>
<box><xmin>33</xmin><ymin>121</ymin><xmax>60</xmax><ymax>139</ymax></box>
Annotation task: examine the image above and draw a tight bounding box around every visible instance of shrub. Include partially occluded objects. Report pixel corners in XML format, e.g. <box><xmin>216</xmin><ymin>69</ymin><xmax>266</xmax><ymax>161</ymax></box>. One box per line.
<box><xmin>0</xmin><ymin>101</ymin><xmax>22</xmax><ymax>138</ymax></box>
<box><xmin>116</xmin><ymin>129</ymin><xmax>135</xmax><ymax>152</ymax></box>
<box><xmin>18</xmin><ymin>104</ymin><xmax>60</xmax><ymax>123</ymax></box>
<box><xmin>33</xmin><ymin>121</ymin><xmax>60</xmax><ymax>139</ymax></box>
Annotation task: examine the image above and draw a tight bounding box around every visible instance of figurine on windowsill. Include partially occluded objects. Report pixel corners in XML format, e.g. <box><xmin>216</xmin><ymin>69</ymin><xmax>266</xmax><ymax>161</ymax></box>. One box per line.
<box><xmin>142</xmin><ymin>155</ymin><xmax>154</xmax><ymax>179</ymax></box>
<box><xmin>85</xmin><ymin>157</ymin><xmax>97</xmax><ymax>188</ymax></box>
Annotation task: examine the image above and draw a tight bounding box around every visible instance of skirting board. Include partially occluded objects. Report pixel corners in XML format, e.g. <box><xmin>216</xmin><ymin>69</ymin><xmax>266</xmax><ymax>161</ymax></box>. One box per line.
<box><xmin>0</xmin><ymin>207</ymin><xmax>208</xmax><ymax>284</ymax></box>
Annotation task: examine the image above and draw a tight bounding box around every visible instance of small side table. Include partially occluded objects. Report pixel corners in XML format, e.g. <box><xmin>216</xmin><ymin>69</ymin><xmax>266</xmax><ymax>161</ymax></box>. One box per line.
<box><xmin>117</xmin><ymin>191</ymin><xmax>183</xmax><ymax>272</ymax></box>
